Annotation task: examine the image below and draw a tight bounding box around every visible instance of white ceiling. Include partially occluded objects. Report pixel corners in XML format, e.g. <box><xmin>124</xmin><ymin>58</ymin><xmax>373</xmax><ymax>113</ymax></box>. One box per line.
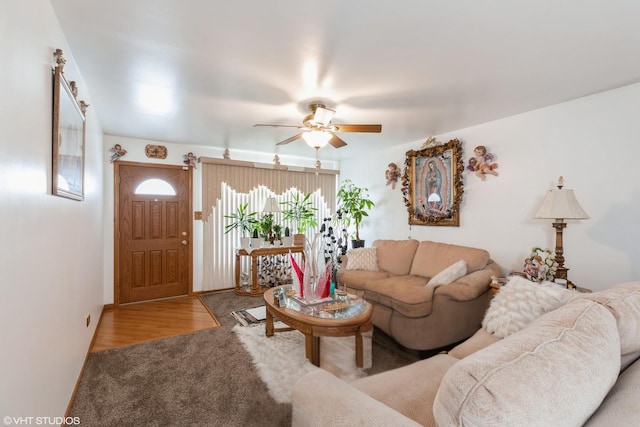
<box><xmin>50</xmin><ymin>0</ymin><xmax>640</xmax><ymax>161</ymax></box>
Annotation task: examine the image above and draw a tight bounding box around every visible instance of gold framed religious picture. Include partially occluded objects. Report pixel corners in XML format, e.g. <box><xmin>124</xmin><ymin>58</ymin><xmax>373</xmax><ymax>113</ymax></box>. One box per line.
<box><xmin>52</xmin><ymin>49</ymin><xmax>87</xmax><ymax>201</ymax></box>
<box><xmin>401</xmin><ymin>138</ymin><xmax>464</xmax><ymax>226</ymax></box>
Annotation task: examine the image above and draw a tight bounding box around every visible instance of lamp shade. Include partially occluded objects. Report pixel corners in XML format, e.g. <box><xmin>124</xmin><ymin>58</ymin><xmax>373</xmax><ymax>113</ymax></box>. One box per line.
<box><xmin>302</xmin><ymin>130</ymin><xmax>332</xmax><ymax>148</ymax></box>
<box><xmin>535</xmin><ymin>188</ymin><xmax>589</xmax><ymax>220</ymax></box>
<box><xmin>262</xmin><ymin>196</ymin><xmax>280</xmax><ymax>213</ymax></box>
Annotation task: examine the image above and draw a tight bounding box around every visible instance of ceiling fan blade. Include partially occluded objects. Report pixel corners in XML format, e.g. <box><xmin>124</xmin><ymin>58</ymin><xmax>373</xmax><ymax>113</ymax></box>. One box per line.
<box><xmin>253</xmin><ymin>124</ymin><xmax>303</xmax><ymax>129</ymax></box>
<box><xmin>313</xmin><ymin>106</ymin><xmax>336</xmax><ymax>126</ymax></box>
<box><xmin>332</xmin><ymin>124</ymin><xmax>382</xmax><ymax>133</ymax></box>
<box><xmin>328</xmin><ymin>133</ymin><xmax>348</xmax><ymax>148</ymax></box>
<box><xmin>276</xmin><ymin>133</ymin><xmax>304</xmax><ymax>145</ymax></box>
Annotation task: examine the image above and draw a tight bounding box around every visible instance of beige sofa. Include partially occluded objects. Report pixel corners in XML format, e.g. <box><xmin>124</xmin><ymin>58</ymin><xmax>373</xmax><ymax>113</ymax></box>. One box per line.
<box><xmin>337</xmin><ymin>239</ymin><xmax>503</xmax><ymax>351</ymax></box>
<box><xmin>292</xmin><ymin>281</ymin><xmax>640</xmax><ymax>426</ymax></box>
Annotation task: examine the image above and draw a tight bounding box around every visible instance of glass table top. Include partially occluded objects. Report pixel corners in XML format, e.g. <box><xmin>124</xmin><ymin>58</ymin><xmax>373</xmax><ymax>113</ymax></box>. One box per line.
<box><xmin>273</xmin><ymin>285</ymin><xmax>369</xmax><ymax>320</ymax></box>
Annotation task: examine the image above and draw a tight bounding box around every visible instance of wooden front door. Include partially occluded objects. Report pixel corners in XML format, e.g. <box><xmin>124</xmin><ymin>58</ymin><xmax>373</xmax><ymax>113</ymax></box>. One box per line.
<box><xmin>115</xmin><ymin>162</ymin><xmax>192</xmax><ymax>304</ymax></box>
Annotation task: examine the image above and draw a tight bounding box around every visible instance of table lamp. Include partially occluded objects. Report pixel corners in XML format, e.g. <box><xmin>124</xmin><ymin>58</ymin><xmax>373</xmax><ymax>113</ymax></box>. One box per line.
<box><xmin>534</xmin><ymin>176</ymin><xmax>589</xmax><ymax>288</ymax></box>
<box><xmin>262</xmin><ymin>197</ymin><xmax>280</xmax><ymax>214</ymax></box>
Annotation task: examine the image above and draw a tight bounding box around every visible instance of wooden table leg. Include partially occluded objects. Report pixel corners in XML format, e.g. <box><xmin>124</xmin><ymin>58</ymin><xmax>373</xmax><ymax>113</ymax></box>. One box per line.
<box><xmin>305</xmin><ymin>335</ymin><xmax>321</xmax><ymax>367</ymax></box>
<box><xmin>251</xmin><ymin>255</ymin><xmax>259</xmax><ymax>294</ymax></box>
<box><xmin>355</xmin><ymin>332</ymin><xmax>363</xmax><ymax>368</ymax></box>
<box><xmin>265</xmin><ymin>308</ymin><xmax>274</xmax><ymax>337</ymax></box>
<box><xmin>235</xmin><ymin>251</ymin><xmax>241</xmax><ymax>293</ymax></box>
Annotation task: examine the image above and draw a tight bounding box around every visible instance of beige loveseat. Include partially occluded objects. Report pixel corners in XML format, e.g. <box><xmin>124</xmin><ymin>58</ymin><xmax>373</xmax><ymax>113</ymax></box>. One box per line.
<box><xmin>337</xmin><ymin>239</ymin><xmax>503</xmax><ymax>351</ymax></box>
<box><xmin>292</xmin><ymin>280</ymin><xmax>640</xmax><ymax>426</ymax></box>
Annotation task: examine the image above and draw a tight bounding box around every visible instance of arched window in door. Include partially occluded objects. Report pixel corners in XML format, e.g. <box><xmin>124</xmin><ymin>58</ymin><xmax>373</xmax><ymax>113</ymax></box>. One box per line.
<box><xmin>134</xmin><ymin>178</ymin><xmax>176</xmax><ymax>196</ymax></box>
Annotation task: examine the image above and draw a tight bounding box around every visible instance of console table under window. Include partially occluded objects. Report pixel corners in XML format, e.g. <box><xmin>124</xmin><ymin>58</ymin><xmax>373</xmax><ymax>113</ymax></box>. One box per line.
<box><xmin>235</xmin><ymin>246</ymin><xmax>305</xmax><ymax>296</ymax></box>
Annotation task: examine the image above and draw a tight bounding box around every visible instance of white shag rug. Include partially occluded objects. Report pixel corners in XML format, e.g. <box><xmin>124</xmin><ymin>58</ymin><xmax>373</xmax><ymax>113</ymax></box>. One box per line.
<box><xmin>233</xmin><ymin>323</ymin><xmax>370</xmax><ymax>403</ymax></box>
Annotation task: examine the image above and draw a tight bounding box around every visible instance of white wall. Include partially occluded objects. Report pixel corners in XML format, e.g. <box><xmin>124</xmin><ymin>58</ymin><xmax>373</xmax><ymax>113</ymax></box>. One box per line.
<box><xmin>102</xmin><ymin>135</ymin><xmax>334</xmax><ymax>302</ymax></box>
<box><xmin>0</xmin><ymin>0</ymin><xmax>104</xmax><ymax>419</ymax></box>
<box><xmin>340</xmin><ymin>84</ymin><xmax>640</xmax><ymax>291</ymax></box>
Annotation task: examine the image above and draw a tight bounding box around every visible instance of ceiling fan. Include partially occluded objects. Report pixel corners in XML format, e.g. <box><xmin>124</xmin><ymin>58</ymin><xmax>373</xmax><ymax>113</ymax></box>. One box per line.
<box><xmin>253</xmin><ymin>103</ymin><xmax>382</xmax><ymax>149</ymax></box>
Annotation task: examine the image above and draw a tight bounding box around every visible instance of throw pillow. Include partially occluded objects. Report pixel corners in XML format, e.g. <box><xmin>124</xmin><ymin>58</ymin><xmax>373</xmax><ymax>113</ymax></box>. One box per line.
<box><xmin>345</xmin><ymin>247</ymin><xmax>379</xmax><ymax>271</ymax></box>
<box><xmin>482</xmin><ymin>275</ymin><xmax>577</xmax><ymax>338</ymax></box>
<box><xmin>427</xmin><ymin>260</ymin><xmax>467</xmax><ymax>287</ymax></box>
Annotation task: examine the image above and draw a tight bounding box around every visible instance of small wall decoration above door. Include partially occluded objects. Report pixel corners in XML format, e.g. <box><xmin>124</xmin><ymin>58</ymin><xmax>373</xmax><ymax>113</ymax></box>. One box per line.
<box><xmin>401</xmin><ymin>138</ymin><xmax>464</xmax><ymax>226</ymax></box>
<box><xmin>145</xmin><ymin>144</ymin><xmax>168</xmax><ymax>159</ymax></box>
<box><xmin>467</xmin><ymin>145</ymin><xmax>498</xmax><ymax>180</ymax></box>
<box><xmin>183</xmin><ymin>152</ymin><xmax>199</xmax><ymax>168</ymax></box>
<box><xmin>110</xmin><ymin>144</ymin><xmax>127</xmax><ymax>162</ymax></box>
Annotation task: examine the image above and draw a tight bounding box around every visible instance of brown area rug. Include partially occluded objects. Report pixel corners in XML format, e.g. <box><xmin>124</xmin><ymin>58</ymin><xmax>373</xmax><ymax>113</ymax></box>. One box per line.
<box><xmin>69</xmin><ymin>290</ymin><xmax>419</xmax><ymax>426</ymax></box>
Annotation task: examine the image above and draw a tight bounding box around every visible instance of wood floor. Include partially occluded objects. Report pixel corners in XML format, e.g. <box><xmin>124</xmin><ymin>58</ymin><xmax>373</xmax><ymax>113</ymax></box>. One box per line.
<box><xmin>90</xmin><ymin>295</ymin><xmax>220</xmax><ymax>352</ymax></box>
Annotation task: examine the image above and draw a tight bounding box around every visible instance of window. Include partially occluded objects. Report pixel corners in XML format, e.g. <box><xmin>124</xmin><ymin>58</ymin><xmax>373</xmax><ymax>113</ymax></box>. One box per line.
<box><xmin>134</xmin><ymin>178</ymin><xmax>176</xmax><ymax>195</ymax></box>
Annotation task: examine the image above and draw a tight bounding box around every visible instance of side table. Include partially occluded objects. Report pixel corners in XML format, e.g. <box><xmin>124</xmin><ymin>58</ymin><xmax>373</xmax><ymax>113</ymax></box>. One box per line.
<box><xmin>235</xmin><ymin>245</ymin><xmax>305</xmax><ymax>296</ymax></box>
<box><xmin>490</xmin><ymin>273</ymin><xmax>592</xmax><ymax>295</ymax></box>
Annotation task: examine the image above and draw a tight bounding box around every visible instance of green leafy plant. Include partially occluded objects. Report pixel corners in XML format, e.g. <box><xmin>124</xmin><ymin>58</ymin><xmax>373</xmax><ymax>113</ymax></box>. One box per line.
<box><xmin>272</xmin><ymin>224</ymin><xmax>282</xmax><ymax>240</ymax></box>
<box><xmin>337</xmin><ymin>179</ymin><xmax>375</xmax><ymax>242</ymax></box>
<box><xmin>258</xmin><ymin>214</ymin><xmax>275</xmax><ymax>240</ymax></box>
<box><xmin>280</xmin><ymin>192</ymin><xmax>318</xmax><ymax>234</ymax></box>
<box><xmin>224</xmin><ymin>203</ymin><xmax>257</xmax><ymax>237</ymax></box>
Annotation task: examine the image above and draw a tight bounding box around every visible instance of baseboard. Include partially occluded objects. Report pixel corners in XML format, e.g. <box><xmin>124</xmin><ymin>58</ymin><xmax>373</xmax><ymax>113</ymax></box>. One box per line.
<box><xmin>198</xmin><ymin>287</ymin><xmax>235</xmax><ymax>295</ymax></box>
<box><xmin>63</xmin><ymin>305</ymin><xmax>106</xmax><ymax>424</ymax></box>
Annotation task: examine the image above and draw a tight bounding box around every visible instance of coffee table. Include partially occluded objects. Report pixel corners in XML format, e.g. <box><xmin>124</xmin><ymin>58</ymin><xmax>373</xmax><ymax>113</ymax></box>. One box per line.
<box><xmin>263</xmin><ymin>286</ymin><xmax>373</xmax><ymax>368</ymax></box>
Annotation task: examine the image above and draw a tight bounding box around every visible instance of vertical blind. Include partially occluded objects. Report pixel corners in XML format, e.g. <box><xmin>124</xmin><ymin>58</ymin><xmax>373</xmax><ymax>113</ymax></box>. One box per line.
<box><xmin>201</xmin><ymin>157</ymin><xmax>338</xmax><ymax>291</ymax></box>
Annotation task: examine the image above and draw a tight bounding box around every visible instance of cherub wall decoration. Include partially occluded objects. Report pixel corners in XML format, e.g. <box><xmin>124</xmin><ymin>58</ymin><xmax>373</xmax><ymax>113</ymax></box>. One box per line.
<box><xmin>183</xmin><ymin>152</ymin><xmax>199</xmax><ymax>168</ymax></box>
<box><xmin>467</xmin><ymin>145</ymin><xmax>498</xmax><ymax>179</ymax></box>
<box><xmin>385</xmin><ymin>162</ymin><xmax>401</xmax><ymax>189</ymax></box>
<box><xmin>109</xmin><ymin>144</ymin><xmax>127</xmax><ymax>163</ymax></box>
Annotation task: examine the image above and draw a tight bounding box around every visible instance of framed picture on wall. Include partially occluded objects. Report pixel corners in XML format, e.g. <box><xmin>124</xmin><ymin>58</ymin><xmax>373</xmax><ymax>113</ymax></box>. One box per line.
<box><xmin>52</xmin><ymin>49</ymin><xmax>87</xmax><ymax>201</ymax></box>
<box><xmin>401</xmin><ymin>138</ymin><xmax>464</xmax><ymax>226</ymax></box>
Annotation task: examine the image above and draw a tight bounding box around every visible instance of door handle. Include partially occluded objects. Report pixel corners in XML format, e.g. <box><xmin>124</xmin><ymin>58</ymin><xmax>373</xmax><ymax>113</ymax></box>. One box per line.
<box><xmin>181</xmin><ymin>240</ymin><xmax>188</xmax><ymax>246</ymax></box>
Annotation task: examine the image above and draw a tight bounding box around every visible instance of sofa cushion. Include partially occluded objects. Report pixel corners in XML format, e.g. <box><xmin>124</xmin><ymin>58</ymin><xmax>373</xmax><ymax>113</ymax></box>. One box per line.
<box><xmin>584</xmin><ymin>356</ymin><xmax>640</xmax><ymax>426</ymax></box>
<box><xmin>338</xmin><ymin>269</ymin><xmax>390</xmax><ymax>291</ymax></box>
<box><xmin>434</xmin><ymin>299</ymin><xmax>621</xmax><ymax>427</ymax></box>
<box><xmin>482</xmin><ymin>275</ymin><xmax>577</xmax><ymax>338</ymax></box>
<box><xmin>582</xmin><ymin>281</ymin><xmax>640</xmax><ymax>370</ymax></box>
<box><xmin>409</xmin><ymin>241</ymin><xmax>490</xmax><ymax>278</ymax></box>
<box><xmin>345</xmin><ymin>247</ymin><xmax>379</xmax><ymax>271</ymax></box>
<box><xmin>353</xmin><ymin>354</ymin><xmax>459</xmax><ymax>427</ymax></box>
<box><xmin>427</xmin><ymin>260</ymin><xmax>467</xmax><ymax>287</ymax></box>
<box><xmin>292</xmin><ymin>369</ymin><xmax>422</xmax><ymax>427</ymax></box>
<box><xmin>364</xmin><ymin>275</ymin><xmax>433</xmax><ymax>318</ymax></box>
<box><xmin>373</xmin><ymin>239</ymin><xmax>419</xmax><ymax>276</ymax></box>
<box><xmin>447</xmin><ymin>328</ymin><xmax>500</xmax><ymax>359</ymax></box>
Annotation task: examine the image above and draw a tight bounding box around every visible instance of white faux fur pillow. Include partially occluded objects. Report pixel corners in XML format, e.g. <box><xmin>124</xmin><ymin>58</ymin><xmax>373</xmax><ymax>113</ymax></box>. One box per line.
<box><xmin>427</xmin><ymin>260</ymin><xmax>467</xmax><ymax>287</ymax></box>
<box><xmin>345</xmin><ymin>247</ymin><xmax>379</xmax><ymax>271</ymax></box>
<box><xmin>482</xmin><ymin>275</ymin><xmax>578</xmax><ymax>338</ymax></box>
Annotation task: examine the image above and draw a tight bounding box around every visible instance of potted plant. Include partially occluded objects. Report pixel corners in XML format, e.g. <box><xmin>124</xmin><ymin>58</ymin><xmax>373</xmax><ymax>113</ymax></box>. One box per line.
<box><xmin>280</xmin><ymin>192</ymin><xmax>318</xmax><ymax>245</ymax></box>
<box><xmin>272</xmin><ymin>224</ymin><xmax>283</xmax><ymax>246</ymax></box>
<box><xmin>250</xmin><ymin>225</ymin><xmax>262</xmax><ymax>249</ymax></box>
<box><xmin>258</xmin><ymin>214</ymin><xmax>275</xmax><ymax>245</ymax></box>
<box><xmin>337</xmin><ymin>179</ymin><xmax>375</xmax><ymax>248</ymax></box>
<box><xmin>282</xmin><ymin>226</ymin><xmax>294</xmax><ymax>246</ymax></box>
<box><xmin>224</xmin><ymin>203</ymin><xmax>257</xmax><ymax>249</ymax></box>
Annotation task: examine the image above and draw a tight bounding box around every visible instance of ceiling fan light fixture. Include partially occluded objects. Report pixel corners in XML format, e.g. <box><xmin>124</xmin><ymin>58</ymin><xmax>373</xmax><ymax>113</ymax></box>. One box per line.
<box><xmin>302</xmin><ymin>130</ymin><xmax>332</xmax><ymax>149</ymax></box>
<box><xmin>312</xmin><ymin>106</ymin><xmax>335</xmax><ymax>126</ymax></box>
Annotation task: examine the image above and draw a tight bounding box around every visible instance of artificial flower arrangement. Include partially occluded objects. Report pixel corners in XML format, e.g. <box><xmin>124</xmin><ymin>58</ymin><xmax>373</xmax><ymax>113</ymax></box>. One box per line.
<box><xmin>289</xmin><ymin>233</ymin><xmax>332</xmax><ymax>302</ymax></box>
<box><xmin>523</xmin><ymin>247</ymin><xmax>558</xmax><ymax>282</ymax></box>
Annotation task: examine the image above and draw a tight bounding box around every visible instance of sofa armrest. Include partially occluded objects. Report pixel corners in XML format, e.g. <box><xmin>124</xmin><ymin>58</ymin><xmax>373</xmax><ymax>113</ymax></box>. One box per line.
<box><xmin>292</xmin><ymin>370</ymin><xmax>421</xmax><ymax>427</ymax></box>
<box><xmin>435</xmin><ymin>260</ymin><xmax>503</xmax><ymax>300</ymax></box>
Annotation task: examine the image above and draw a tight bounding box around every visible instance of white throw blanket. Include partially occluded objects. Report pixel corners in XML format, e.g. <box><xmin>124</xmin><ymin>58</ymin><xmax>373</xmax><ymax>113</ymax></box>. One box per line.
<box><xmin>233</xmin><ymin>324</ymin><xmax>369</xmax><ymax>403</ymax></box>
